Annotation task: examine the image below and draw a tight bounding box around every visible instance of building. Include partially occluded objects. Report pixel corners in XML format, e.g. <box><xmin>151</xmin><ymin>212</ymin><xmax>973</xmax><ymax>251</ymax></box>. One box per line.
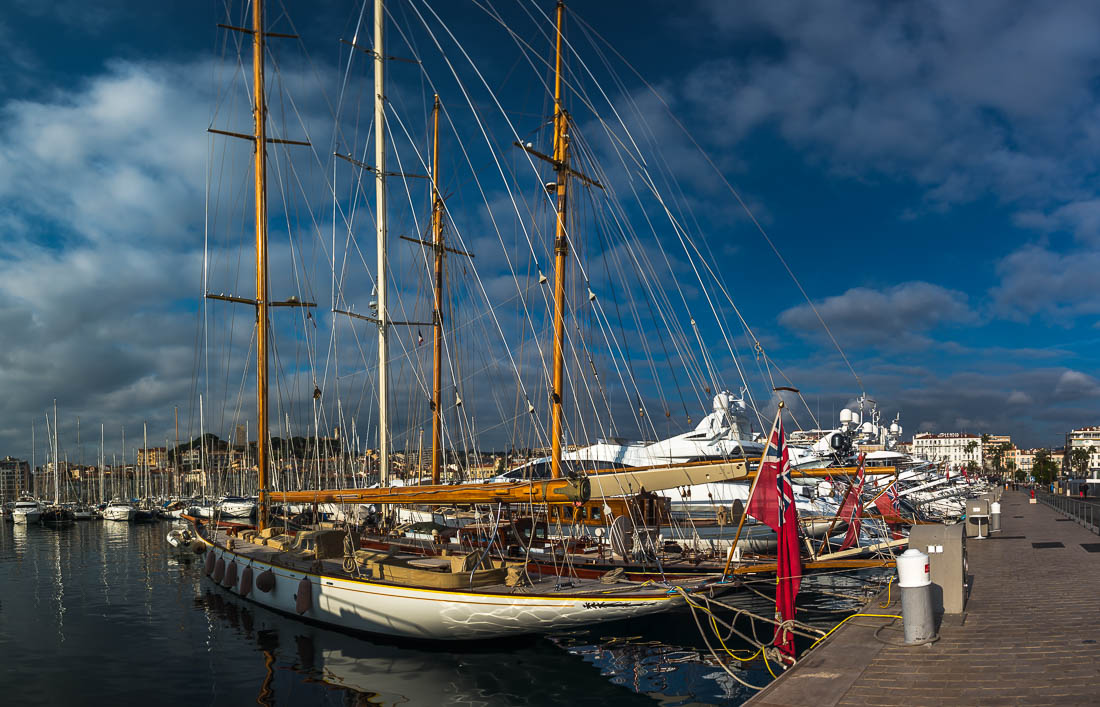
<box><xmin>1006</xmin><ymin>448</ymin><xmax>1036</xmax><ymax>475</ymax></box>
<box><xmin>0</xmin><ymin>457</ymin><xmax>30</xmax><ymax>503</ymax></box>
<box><xmin>911</xmin><ymin>433</ymin><xmax>983</xmax><ymax>468</ymax></box>
<box><xmin>1067</xmin><ymin>427</ymin><xmax>1100</xmax><ymax>474</ymax></box>
<box><xmin>137</xmin><ymin>447</ymin><xmax>168</xmax><ymax>469</ymax></box>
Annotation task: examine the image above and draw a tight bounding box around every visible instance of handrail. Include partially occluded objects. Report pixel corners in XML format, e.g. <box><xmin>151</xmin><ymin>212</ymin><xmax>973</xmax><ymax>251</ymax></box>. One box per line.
<box><xmin>1036</xmin><ymin>491</ymin><xmax>1099</xmax><ymax>536</ymax></box>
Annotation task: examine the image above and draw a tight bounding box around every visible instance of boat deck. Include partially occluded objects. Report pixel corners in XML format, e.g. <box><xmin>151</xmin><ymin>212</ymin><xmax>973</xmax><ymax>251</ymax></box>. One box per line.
<box><xmin>748</xmin><ymin>490</ymin><xmax>1100</xmax><ymax>706</ymax></box>
<box><xmin>207</xmin><ymin>526</ymin><xmax>692</xmax><ymax>599</ymax></box>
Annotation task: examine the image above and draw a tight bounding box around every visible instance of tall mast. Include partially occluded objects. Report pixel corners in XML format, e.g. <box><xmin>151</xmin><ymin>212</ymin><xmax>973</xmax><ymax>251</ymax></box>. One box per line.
<box><xmin>252</xmin><ymin>0</ymin><xmax>271</xmax><ymax>529</ymax></box>
<box><xmin>430</xmin><ymin>95</ymin><xmax>444</xmax><ymax>485</ymax></box>
<box><xmin>549</xmin><ymin>1</ymin><xmax>569</xmax><ymax>480</ymax></box>
<box><xmin>143</xmin><ymin>421</ymin><xmax>148</xmax><ymax>502</ymax></box>
<box><xmin>375</xmin><ymin>0</ymin><xmax>391</xmax><ymax>486</ymax></box>
<box><xmin>99</xmin><ymin>423</ymin><xmax>104</xmax><ymax>504</ymax></box>
<box><xmin>174</xmin><ymin>406</ymin><xmax>179</xmax><ymax>497</ymax></box>
<box><xmin>53</xmin><ymin>399</ymin><xmax>59</xmax><ymax>504</ymax></box>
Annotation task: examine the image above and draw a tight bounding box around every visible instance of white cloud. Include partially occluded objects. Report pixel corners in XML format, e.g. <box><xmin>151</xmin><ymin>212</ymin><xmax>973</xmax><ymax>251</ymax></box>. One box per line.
<box><xmin>778</xmin><ymin>281</ymin><xmax>976</xmax><ymax>347</ymax></box>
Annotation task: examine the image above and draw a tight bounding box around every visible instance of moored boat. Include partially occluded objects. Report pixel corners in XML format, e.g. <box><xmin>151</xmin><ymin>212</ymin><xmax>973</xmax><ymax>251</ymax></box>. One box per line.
<box><xmin>12</xmin><ymin>497</ymin><xmax>42</xmax><ymax>525</ymax></box>
<box><xmin>103</xmin><ymin>499</ymin><xmax>137</xmax><ymax>522</ymax></box>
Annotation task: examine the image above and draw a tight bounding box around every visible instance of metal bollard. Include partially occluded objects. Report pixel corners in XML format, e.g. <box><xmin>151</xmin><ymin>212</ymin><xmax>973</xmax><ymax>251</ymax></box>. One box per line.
<box><xmin>990</xmin><ymin>501</ymin><xmax>1001</xmax><ymax>533</ymax></box>
<box><xmin>897</xmin><ymin>549</ymin><xmax>935</xmax><ymax>644</ymax></box>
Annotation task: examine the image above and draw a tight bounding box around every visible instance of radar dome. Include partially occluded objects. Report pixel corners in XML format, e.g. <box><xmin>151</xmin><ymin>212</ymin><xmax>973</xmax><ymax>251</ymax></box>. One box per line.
<box><xmin>861</xmin><ymin>421</ymin><xmax>874</xmax><ymax>434</ymax></box>
<box><xmin>839</xmin><ymin>409</ymin><xmax>853</xmax><ymax>423</ymax></box>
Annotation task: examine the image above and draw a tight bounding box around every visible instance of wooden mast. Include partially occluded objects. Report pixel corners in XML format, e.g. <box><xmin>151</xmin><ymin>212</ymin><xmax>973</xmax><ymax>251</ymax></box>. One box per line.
<box><xmin>430</xmin><ymin>95</ymin><xmax>444</xmax><ymax>485</ymax></box>
<box><xmin>549</xmin><ymin>0</ymin><xmax>568</xmax><ymax>480</ymax></box>
<box><xmin>252</xmin><ymin>0</ymin><xmax>271</xmax><ymax>530</ymax></box>
<box><xmin>375</xmin><ymin>0</ymin><xmax>391</xmax><ymax>487</ymax></box>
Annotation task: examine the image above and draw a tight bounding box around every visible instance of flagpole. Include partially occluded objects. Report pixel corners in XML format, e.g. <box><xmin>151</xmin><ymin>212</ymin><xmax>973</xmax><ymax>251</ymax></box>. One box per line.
<box><xmin>722</xmin><ymin>401</ymin><xmax>783</xmax><ymax>579</ymax></box>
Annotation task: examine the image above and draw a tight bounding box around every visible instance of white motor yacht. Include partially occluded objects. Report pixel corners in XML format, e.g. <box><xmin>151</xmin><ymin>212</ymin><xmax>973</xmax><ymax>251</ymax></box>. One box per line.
<box><xmin>12</xmin><ymin>498</ymin><xmax>43</xmax><ymax>525</ymax></box>
<box><xmin>102</xmin><ymin>499</ymin><xmax>137</xmax><ymax>522</ymax></box>
<box><xmin>214</xmin><ymin>496</ymin><xmax>256</xmax><ymax>519</ymax></box>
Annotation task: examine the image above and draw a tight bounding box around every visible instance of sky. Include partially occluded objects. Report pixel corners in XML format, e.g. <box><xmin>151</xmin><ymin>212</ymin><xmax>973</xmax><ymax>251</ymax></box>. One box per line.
<box><xmin>2</xmin><ymin>0</ymin><xmax>1099</xmax><ymax>467</ymax></box>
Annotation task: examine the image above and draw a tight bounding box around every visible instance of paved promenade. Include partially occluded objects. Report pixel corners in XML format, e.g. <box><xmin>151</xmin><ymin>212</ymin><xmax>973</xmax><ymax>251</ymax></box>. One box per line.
<box><xmin>749</xmin><ymin>491</ymin><xmax>1100</xmax><ymax>706</ymax></box>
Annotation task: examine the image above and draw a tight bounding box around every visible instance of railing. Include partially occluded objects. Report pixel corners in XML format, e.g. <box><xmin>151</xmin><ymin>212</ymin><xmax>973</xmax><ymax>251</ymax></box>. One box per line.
<box><xmin>1037</xmin><ymin>491</ymin><xmax>1100</xmax><ymax>535</ymax></box>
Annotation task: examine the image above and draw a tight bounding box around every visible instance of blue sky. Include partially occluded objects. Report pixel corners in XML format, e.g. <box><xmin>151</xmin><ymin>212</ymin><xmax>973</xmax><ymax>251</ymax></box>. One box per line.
<box><xmin>2</xmin><ymin>0</ymin><xmax>1099</xmax><ymax>466</ymax></box>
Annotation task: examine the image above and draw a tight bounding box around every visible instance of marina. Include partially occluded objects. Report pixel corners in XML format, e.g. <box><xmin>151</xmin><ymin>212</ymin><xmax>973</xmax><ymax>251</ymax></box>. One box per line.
<box><xmin>2</xmin><ymin>1</ymin><xmax>1100</xmax><ymax>705</ymax></box>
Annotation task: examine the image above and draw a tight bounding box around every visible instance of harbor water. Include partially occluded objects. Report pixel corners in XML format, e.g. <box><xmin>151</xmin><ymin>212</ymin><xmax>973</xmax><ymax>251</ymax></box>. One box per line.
<box><xmin>0</xmin><ymin>521</ymin><xmax>876</xmax><ymax>705</ymax></box>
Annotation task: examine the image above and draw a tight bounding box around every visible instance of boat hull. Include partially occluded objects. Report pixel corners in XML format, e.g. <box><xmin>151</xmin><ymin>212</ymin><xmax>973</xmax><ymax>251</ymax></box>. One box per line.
<box><xmin>197</xmin><ymin>533</ymin><xmax>682</xmax><ymax>641</ymax></box>
<box><xmin>103</xmin><ymin>506</ymin><xmax>136</xmax><ymax>522</ymax></box>
<box><xmin>12</xmin><ymin>510</ymin><xmax>41</xmax><ymax>525</ymax></box>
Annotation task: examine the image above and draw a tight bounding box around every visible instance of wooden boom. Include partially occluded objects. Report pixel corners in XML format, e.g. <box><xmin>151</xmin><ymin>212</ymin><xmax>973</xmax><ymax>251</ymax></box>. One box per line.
<box><xmin>268</xmin><ymin>461</ymin><xmax>893</xmax><ymax>507</ymax></box>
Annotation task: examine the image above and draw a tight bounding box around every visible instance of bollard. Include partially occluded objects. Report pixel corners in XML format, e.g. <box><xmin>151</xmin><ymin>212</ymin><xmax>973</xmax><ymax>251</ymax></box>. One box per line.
<box><xmin>897</xmin><ymin>548</ymin><xmax>935</xmax><ymax>644</ymax></box>
<box><xmin>990</xmin><ymin>501</ymin><xmax>1001</xmax><ymax>533</ymax></box>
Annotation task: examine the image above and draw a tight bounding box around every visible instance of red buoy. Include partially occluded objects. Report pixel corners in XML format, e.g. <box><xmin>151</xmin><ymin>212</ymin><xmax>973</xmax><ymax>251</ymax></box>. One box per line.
<box><xmin>295</xmin><ymin>576</ymin><xmax>312</xmax><ymax>614</ymax></box>
<box><xmin>223</xmin><ymin>560</ymin><xmax>238</xmax><ymax>589</ymax></box>
<box><xmin>212</xmin><ymin>557</ymin><xmax>226</xmax><ymax>584</ymax></box>
<box><xmin>239</xmin><ymin>565</ymin><xmax>253</xmax><ymax>597</ymax></box>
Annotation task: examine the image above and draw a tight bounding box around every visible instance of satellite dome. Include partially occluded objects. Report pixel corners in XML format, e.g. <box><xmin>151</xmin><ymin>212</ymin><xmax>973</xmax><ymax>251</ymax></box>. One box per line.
<box><xmin>839</xmin><ymin>408</ymin><xmax>853</xmax><ymax>423</ymax></box>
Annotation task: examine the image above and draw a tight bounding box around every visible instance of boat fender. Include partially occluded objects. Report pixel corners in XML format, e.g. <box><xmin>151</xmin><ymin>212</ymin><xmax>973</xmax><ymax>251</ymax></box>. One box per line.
<box><xmin>295</xmin><ymin>576</ymin><xmax>312</xmax><ymax>614</ymax></box>
<box><xmin>204</xmin><ymin>549</ymin><xmax>216</xmax><ymax>575</ymax></box>
<box><xmin>256</xmin><ymin>569</ymin><xmax>275</xmax><ymax>593</ymax></box>
<box><xmin>223</xmin><ymin>560</ymin><xmax>239</xmax><ymax>589</ymax></box>
<box><xmin>212</xmin><ymin>557</ymin><xmax>226</xmax><ymax>583</ymax></box>
<box><xmin>192</xmin><ymin>540</ymin><xmax>206</xmax><ymax>555</ymax></box>
<box><xmin>239</xmin><ymin>565</ymin><xmax>253</xmax><ymax>597</ymax></box>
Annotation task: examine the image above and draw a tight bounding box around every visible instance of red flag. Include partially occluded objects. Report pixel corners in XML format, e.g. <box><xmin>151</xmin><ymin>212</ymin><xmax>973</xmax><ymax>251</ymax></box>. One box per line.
<box><xmin>745</xmin><ymin>409</ymin><xmax>801</xmax><ymax>657</ymax></box>
<box><xmin>837</xmin><ymin>452</ymin><xmax>866</xmax><ymax>551</ymax></box>
<box><xmin>874</xmin><ymin>483</ymin><xmax>902</xmax><ymax>521</ymax></box>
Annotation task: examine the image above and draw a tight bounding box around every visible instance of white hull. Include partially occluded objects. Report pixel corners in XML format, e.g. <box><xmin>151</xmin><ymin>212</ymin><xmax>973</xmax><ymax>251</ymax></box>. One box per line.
<box><xmin>215</xmin><ymin>500</ymin><xmax>255</xmax><ymax>518</ymax></box>
<box><xmin>199</xmin><ymin>534</ymin><xmax>682</xmax><ymax>641</ymax></box>
<box><xmin>103</xmin><ymin>506</ymin><xmax>136</xmax><ymax>522</ymax></box>
<box><xmin>12</xmin><ymin>510</ymin><xmax>41</xmax><ymax>525</ymax></box>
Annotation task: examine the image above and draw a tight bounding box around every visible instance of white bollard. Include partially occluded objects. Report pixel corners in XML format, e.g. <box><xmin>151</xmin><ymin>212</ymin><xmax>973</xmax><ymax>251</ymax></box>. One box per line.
<box><xmin>990</xmin><ymin>501</ymin><xmax>1001</xmax><ymax>533</ymax></box>
<box><xmin>897</xmin><ymin>548</ymin><xmax>935</xmax><ymax>644</ymax></box>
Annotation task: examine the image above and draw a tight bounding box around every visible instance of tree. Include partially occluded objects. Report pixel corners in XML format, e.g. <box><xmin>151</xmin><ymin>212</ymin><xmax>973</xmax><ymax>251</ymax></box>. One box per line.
<box><xmin>1069</xmin><ymin>446</ymin><xmax>1096</xmax><ymax>477</ymax></box>
<box><xmin>1033</xmin><ymin>449</ymin><xmax>1059</xmax><ymax>485</ymax></box>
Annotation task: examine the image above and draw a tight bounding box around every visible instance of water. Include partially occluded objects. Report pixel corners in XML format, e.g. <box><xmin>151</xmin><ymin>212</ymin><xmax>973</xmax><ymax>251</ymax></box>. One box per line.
<box><xmin>0</xmin><ymin>521</ymin><xmax>882</xmax><ymax>705</ymax></box>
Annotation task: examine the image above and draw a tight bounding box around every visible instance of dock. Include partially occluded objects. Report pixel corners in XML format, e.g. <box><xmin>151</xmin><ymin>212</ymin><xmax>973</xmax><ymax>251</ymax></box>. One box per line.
<box><xmin>749</xmin><ymin>491</ymin><xmax>1100</xmax><ymax>706</ymax></box>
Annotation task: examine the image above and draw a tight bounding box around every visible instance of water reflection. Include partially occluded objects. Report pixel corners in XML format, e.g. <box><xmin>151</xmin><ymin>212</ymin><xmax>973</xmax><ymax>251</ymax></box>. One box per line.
<box><xmin>0</xmin><ymin>522</ymin><xmax>889</xmax><ymax>707</ymax></box>
<box><xmin>195</xmin><ymin>589</ymin><xmax>656</xmax><ymax>707</ymax></box>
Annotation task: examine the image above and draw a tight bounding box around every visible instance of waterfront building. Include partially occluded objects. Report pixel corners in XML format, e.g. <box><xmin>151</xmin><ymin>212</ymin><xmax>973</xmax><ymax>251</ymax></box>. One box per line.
<box><xmin>0</xmin><ymin>457</ymin><xmax>31</xmax><ymax>503</ymax></box>
<box><xmin>1067</xmin><ymin>426</ymin><xmax>1100</xmax><ymax>473</ymax></box>
<box><xmin>911</xmin><ymin>432</ymin><xmax>983</xmax><ymax>467</ymax></box>
<box><xmin>137</xmin><ymin>447</ymin><xmax>168</xmax><ymax>469</ymax></box>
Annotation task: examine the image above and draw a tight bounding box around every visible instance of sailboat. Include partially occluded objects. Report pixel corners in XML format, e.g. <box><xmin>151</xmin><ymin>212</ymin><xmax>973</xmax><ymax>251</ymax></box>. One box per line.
<box><xmin>187</xmin><ymin>0</ymin><xmax>738</xmax><ymax>641</ymax></box>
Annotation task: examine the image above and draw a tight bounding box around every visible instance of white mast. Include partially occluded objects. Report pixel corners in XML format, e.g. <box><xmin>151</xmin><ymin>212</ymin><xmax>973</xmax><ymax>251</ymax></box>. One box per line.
<box><xmin>99</xmin><ymin>423</ymin><xmax>105</xmax><ymax>504</ymax></box>
<box><xmin>374</xmin><ymin>0</ymin><xmax>390</xmax><ymax>486</ymax></box>
<box><xmin>53</xmin><ymin>399</ymin><xmax>59</xmax><ymax>505</ymax></box>
<box><xmin>143</xmin><ymin>421</ymin><xmax>148</xmax><ymax>503</ymax></box>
